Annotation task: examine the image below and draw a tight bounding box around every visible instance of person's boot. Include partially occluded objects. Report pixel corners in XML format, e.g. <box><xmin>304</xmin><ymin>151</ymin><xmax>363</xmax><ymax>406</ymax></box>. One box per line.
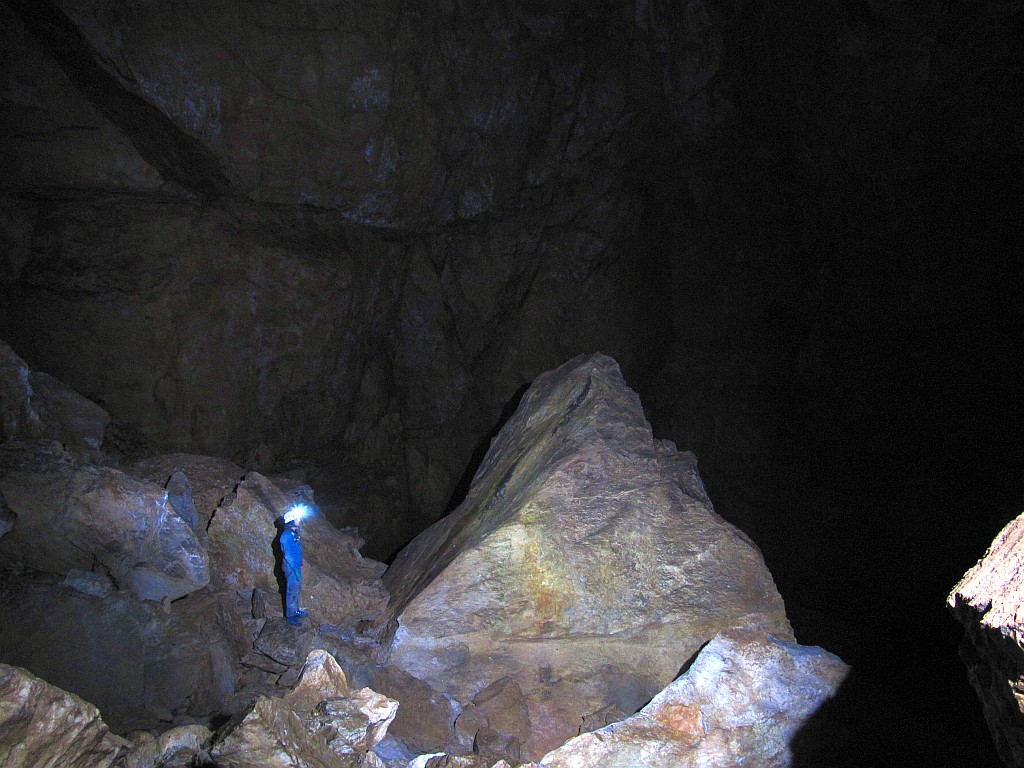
<box><xmin>286</xmin><ymin>615</ymin><xmax>302</xmax><ymax>626</ymax></box>
<box><xmin>295</xmin><ymin>609</ymin><xmax>308</xmax><ymax>617</ymax></box>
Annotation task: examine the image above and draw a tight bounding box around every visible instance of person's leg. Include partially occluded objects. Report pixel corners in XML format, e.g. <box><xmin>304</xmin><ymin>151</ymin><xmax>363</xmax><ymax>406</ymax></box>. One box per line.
<box><xmin>284</xmin><ymin>563</ymin><xmax>302</xmax><ymax>624</ymax></box>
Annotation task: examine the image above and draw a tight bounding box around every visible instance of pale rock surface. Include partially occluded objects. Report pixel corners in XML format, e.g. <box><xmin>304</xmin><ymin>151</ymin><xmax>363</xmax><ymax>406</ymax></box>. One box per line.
<box><xmin>538</xmin><ymin>629</ymin><xmax>848</xmax><ymax>768</ymax></box>
<box><xmin>207</xmin><ymin>471</ymin><xmax>388</xmax><ymax>626</ymax></box>
<box><xmin>287</xmin><ymin>651</ymin><xmax>398</xmax><ymax>754</ymax></box>
<box><xmin>122</xmin><ymin>724</ymin><xmax>211</xmax><ymax>768</ymax></box>
<box><xmin>380</xmin><ymin>354</ymin><xmax>791</xmax><ymax>757</ymax></box>
<box><xmin>0</xmin><ymin>339</ymin><xmax>109</xmax><ymax>458</ymax></box>
<box><xmin>211</xmin><ymin>694</ymin><xmax>353</xmax><ymax>768</ymax></box>
<box><xmin>212</xmin><ymin>650</ymin><xmax>396</xmax><ymax>768</ymax></box>
<box><xmin>949</xmin><ymin>509</ymin><xmax>1024</xmax><ymax>766</ymax></box>
<box><xmin>0</xmin><ymin>440</ymin><xmax>208</xmax><ymax>600</ymax></box>
<box><xmin>0</xmin><ymin>661</ymin><xmax>130</xmax><ymax>768</ymax></box>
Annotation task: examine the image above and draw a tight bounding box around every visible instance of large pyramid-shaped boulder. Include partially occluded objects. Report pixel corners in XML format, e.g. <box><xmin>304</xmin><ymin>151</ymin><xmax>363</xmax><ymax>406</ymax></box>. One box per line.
<box><xmin>379</xmin><ymin>354</ymin><xmax>791</xmax><ymax>757</ymax></box>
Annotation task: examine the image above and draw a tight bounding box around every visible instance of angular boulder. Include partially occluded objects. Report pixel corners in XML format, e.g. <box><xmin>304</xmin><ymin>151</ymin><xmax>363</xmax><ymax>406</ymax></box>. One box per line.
<box><xmin>379</xmin><ymin>354</ymin><xmax>792</xmax><ymax>756</ymax></box>
<box><xmin>207</xmin><ymin>471</ymin><xmax>388</xmax><ymax>626</ymax></box>
<box><xmin>0</xmin><ymin>339</ymin><xmax>109</xmax><ymax>457</ymax></box>
<box><xmin>212</xmin><ymin>650</ymin><xmax>396</xmax><ymax>768</ymax></box>
<box><xmin>538</xmin><ymin>629</ymin><xmax>848</xmax><ymax>767</ymax></box>
<box><xmin>122</xmin><ymin>725</ymin><xmax>211</xmax><ymax>768</ymax></box>
<box><xmin>0</xmin><ymin>440</ymin><xmax>208</xmax><ymax>600</ymax></box>
<box><xmin>0</xmin><ymin>661</ymin><xmax>130</xmax><ymax>768</ymax></box>
<box><xmin>948</xmin><ymin>509</ymin><xmax>1024</xmax><ymax>766</ymax></box>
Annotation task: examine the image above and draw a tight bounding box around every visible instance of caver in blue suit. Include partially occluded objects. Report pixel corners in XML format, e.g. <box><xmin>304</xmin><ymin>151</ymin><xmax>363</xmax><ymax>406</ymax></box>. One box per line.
<box><xmin>278</xmin><ymin>515</ymin><xmax>308</xmax><ymax>626</ymax></box>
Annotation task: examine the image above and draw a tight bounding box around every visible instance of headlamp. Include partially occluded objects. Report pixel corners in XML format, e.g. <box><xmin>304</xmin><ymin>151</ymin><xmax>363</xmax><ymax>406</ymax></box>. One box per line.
<box><xmin>283</xmin><ymin>503</ymin><xmax>311</xmax><ymax>524</ymax></box>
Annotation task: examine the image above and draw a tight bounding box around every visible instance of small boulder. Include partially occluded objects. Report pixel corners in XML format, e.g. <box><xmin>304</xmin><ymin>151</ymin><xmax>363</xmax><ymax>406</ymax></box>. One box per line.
<box><xmin>132</xmin><ymin>453</ymin><xmax>245</xmax><ymax>530</ymax></box>
<box><xmin>538</xmin><ymin>629</ymin><xmax>848</xmax><ymax>767</ymax></box>
<box><xmin>371</xmin><ymin>665</ymin><xmax>461</xmax><ymax>754</ymax></box>
<box><xmin>212</xmin><ymin>651</ymin><xmax>396</xmax><ymax>768</ymax></box>
<box><xmin>0</xmin><ymin>661</ymin><xmax>130</xmax><ymax>768</ymax></box>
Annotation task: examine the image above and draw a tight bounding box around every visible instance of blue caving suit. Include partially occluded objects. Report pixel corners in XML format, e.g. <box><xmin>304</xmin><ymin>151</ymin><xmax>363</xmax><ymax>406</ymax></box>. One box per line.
<box><xmin>279</xmin><ymin>521</ymin><xmax>304</xmax><ymax>624</ymax></box>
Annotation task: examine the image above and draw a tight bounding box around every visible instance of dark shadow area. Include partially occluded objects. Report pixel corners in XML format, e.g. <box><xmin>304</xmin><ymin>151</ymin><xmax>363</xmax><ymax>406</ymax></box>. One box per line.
<box><xmin>271</xmin><ymin>517</ymin><xmax>287</xmax><ymax>617</ymax></box>
<box><xmin>6</xmin><ymin>0</ymin><xmax>230</xmax><ymax>199</ymax></box>
<box><xmin>441</xmin><ymin>382</ymin><xmax>530</xmax><ymax>517</ymax></box>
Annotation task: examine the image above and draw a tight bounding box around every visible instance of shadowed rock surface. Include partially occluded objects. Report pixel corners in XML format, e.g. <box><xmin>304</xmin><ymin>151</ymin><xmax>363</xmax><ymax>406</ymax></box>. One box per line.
<box><xmin>949</xmin><ymin>509</ymin><xmax>1024</xmax><ymax>767</ymax></box>
<box><xmin>380</xmin><ymin>354</ymin><xmax>791</xmax><ymax>757</ymax></box>
<box><xmin>0</xmin><ymin>339</ymin><xmax>109</xmax><ymax>459</ymax></box>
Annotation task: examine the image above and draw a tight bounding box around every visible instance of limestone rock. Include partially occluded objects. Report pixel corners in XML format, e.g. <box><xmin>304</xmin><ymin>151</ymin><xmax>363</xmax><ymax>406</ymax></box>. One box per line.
<box><xmin>0</xmin><ymin>339</ymin><xmax>109</xmax><ymax>458</ymax></box>
<box><xmin>0</xmin><ymin>661</ymin><xmax>130</xmax><ymax>768</ymax></box>
<box><xmin>538</xmin><ymin>629</ymin><xmax>848</xmax><ymax>768</ymax></box>
<box><xmin>132</xmin><ymin>453</ymin><xmax>245</xmax><ymax>531</ymax></box>
<box><xmin>122</xmin><ymin>724</ymin><xmax>211</xmax><ymax>768</ymax></box>
<box><xmin>948</xmin><ymin>509</ymin><xmax>1024</xmax><ymax>766</ymax></box>
<box><xmin>380</xmin><ymin>354</ymin><xmax>791</xmax><ymax>757</ymax></box>
<box><xmin>410</xmin><ymin>756</ymin><xmax>534</xmax><ymax>768</ymax></box>
<box><xmin>453</xmin><ymin>677</ymin><xmax>530</xmax><ymax>759</ymax></box>
<box><xmin>211</xmin><ymin>694</ymin><xmax>353</xmax><ymax>768</ymax></box>
<box><xmin>207</xmin><ymin>471</ymin><xmax>388</xmax><ymax>626</ymax></box>
<box><xmin>0</xmin><ymin>441</ymin><xmax>208</xmax><ymax>601</ymax></box>
<box><xmin>371</xmin><ymin>665</ymin><xmax>461</xmax><ymax>754</ymax></box>
<box><xmin>287</xmin><ymin>649</ymin><xmax>354</xmax><ymax>713</ymax></box>
<box><xmin>213</xmin><ymin>651</ymin><xmax>396</xmax><ymax>768</ymax></box>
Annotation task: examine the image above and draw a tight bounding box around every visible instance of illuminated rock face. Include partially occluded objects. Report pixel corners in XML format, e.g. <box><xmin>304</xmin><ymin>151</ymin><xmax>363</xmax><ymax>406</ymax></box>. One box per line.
<box><xmin>949</xmin><ymin>510</ymin><xmax>1024</xmax><ymax>766</ymax></box>
<box><xmin>206</xmin><ymin>471</ymin><xmax>389</xmax><ymax>627</ymax></box>
<box><xmin>0</xmin><ymin>662</ymin><xmax>130</xmax><ymax>768</ymax></box>
<box><xmin>381</xmin><ymin>354</ymin><xmax>792</xmax><ymax>757</ymax></box>
<box><xmin>0</xmin><ymin>440</ymin><xmax>208</xmax><ymax>602</ymax></box>
<box><xmin>538</xmin><ymin>629</ymin><xmax>848</xmax><ymax>768</ymax></box>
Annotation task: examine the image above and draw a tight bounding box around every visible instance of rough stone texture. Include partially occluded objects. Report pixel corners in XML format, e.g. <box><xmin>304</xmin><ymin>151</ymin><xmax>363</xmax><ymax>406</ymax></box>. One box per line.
<box><xmin>212</xmin><ymin>694</ymin><xmax>354</xmax><ymax>768</ymax></box>
<box><xmin>212</xmin><ymin>651</ymin><xmax>395</xmax><ymax>768</ymax></box>
<box><xmin>0</xmin><ymin>339</ymin><xmax>109</xmax><ymax>458</ymax></box>
<box><xmin>0</xmin><ymin>440</ymin><xmax>208</xmax><ymax>601</ymax></box>
<box><xmin>132</xmin><ymin>453</ymin><xmax>245</xmax><ymax>530</ymax></box>
<box><xmin>371</xmin><ymin>665</ymin><xmax>462</xmax><ymax>755</ymax></box>
<box><xmin>538</xmin><ymin>629</ymin><xmax>847</xmax><ymax>768</ymax></box>
<box><xmin>207</xmin><ymin>471</ymin><xmax>388</xmax><ymax>625</ymax></box>
<box><xmin>380</xmin><ymin>354</ymin><xmax>791</xmax><ymax>757</ymax></box>
<box><xmin>453</xmin><ymin>677</ymin><xmax>531</xmax><ymax>759</ymax></box>
<box><xmin>0</xmin><ymin>661</ymin><xmax>130</xmax><ymax>768</ymax></box>
<box><xmin>287</xmin><ymin>649</ymin><xmax>355</xmax><ymax>713</ymax></box>
<box><xmin>949</xmin><ymin>509</ymin><xmax>1024</xmax><ymax>767</ymax></box>
<box><xmin>122</xmin><ymin>724</ymin><xmax>211</xmax><ymax>768</ymax></box>
<box><xmin>0</xmin><ymin>570</ymin><xmax>250</xmax><ymax>732</ymax></box>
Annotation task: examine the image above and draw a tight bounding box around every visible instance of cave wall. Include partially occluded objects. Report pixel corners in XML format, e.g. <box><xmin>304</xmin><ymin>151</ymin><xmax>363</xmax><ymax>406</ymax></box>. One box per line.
<box><xmin>1</xmin><ymin>0</ymin><xmax>702</xmax><ymax>556</ymax></box>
